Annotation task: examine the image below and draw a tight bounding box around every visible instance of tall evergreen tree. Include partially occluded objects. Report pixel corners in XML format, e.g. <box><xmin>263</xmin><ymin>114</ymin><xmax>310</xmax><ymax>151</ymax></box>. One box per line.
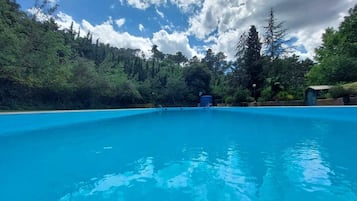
<box><xmin>235</xmin><ymin>25</ymin><xmax>262</xmax><ymax>97</ymax></box>
<box><xmin>245</xmin><ymin>25</ymin><xmax>263</xmax><ymax>89</ymax></box>
<box><xmin>263</xmin><ymin>8</ymin><xmax>288</xmax><ymax>60</ymax></box>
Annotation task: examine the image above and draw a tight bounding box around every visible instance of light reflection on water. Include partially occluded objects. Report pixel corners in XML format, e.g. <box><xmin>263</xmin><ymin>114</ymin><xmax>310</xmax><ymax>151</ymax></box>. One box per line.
<box><xmin>0</xmin><ymin>110</ymin><xmax>356</xmax><ymax>201</ymax></box>
<box><xmin>60</xmin><ymin>146</ymin><xmax>258</xmax><ymax>201</ymax></box>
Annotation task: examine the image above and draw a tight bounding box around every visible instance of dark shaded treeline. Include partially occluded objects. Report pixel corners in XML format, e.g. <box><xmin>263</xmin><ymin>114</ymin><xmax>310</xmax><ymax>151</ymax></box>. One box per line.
<box><xmin>0</xmin><ymin>0</ymin><xmax>356</xmax><ymax>110</ymax></box>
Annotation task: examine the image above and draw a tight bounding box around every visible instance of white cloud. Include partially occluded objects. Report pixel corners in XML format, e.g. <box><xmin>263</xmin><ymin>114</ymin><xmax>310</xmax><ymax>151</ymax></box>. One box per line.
<box><xmin>55</xmin><ymin>12</ymin><xmax>85</xmax><ymax>36</ymax></box>
<box><xmin>188</xmin><ymin>0</ymin><xmax>249</xmax><ymax>40</ymax></box>
<box><xmin>27</xmin><ymin>7</ymin><xmax>51</xmax><ymax>22</ymax></box>
<box><xmin>115</xmin><ymin>18</ymin><xmax>126</xmax><ymax>27</ymax></box>
<box><xmin>120</xmin><ymin>0</ymin><xmax>202</xmax><ymax>13</ymax></box>
<box><xmin>170</xmin><ymin>0</ymin><xmax>203</xmax><ymax>13</ymax></box>
<box><xmin>152</xmin><ymin>30</ymin><xmax>198</xmax><ymax>58</ymax></box>
<box><xmin>106</xmin><ymin>16</ymin><xmax>114</xmax><ymax>25</ymax></box>
<box><xmin>288</xmin><ymin>30</ymin><xmax>325</xmax><ymax>59</ymax></box>
<box><xmin>82</xmin><ymin>20</ymin><xmax>152</xmax><ymax>55</ymax></box>
<box><xmin>121</xmin><ymin>0</ymin><xmax>167</xmax><ymax>10</ymax></box>
<box><xmin>187</xmin><ymin>0</ymin><xmax>354</xmax><ymax>60</ymax></box>
<box><xmin>29</xmin><ymin>0</ymin><xmax>356</xmax><ymax>61</ymax></box>
<box><xmin>209</xmin><ymin>29</ymin><xmax>241</xmax><ymax>61</ymax></box>
<box><xmin>54</xmin><ymin>13</ymin><xmax>152</xmax><ymax>56</ymax></box>
<box><xmin>155</xmin><ymin>8</ymin><xmax>165</xmax><ymax>19</ymax></box>
<box><xmin>50</xmin><ymin>12</ymin><xmax>202</xmax><ymax>59</ymax></box>
<box><xmin>139</xmin><ymin>24</ymin><xmax>145</xmax><ymax>32</ymax></box>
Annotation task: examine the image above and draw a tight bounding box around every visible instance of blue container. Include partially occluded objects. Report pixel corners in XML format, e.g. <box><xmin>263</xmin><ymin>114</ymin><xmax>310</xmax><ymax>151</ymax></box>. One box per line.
<box><xmin>200</xmin><ymin>95</ymin><xmax>213</xmax><ymax>107</ymax></box>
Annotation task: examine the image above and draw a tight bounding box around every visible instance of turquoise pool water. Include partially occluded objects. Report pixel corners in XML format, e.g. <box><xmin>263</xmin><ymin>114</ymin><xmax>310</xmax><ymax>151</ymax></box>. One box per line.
<box><xmin>0</xmin><ymin>107</ymin><xmax>356</xmax><ymax>201</ymax></box>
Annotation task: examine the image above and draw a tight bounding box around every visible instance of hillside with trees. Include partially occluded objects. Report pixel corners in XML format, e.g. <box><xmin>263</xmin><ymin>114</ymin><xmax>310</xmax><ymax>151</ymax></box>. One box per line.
<box><xmin>0</xmin><ymin>0</ymin><xmax>356</xmax><ymax>110</ymax></box>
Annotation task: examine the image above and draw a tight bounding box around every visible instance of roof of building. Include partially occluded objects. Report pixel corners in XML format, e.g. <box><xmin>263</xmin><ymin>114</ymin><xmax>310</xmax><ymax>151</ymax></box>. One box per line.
<box><xmin>307</xmin><ymin>85</ymin><xmax>332</xmax><ymax>91</ymax></box>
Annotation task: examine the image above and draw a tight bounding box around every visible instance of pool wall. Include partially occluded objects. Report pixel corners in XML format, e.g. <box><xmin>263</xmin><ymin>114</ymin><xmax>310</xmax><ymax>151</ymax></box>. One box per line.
<box><xmin>0</xmin><ymin>109</ymin><xmax>158</xmax><ymax>135</ymax></box>
<box><xmin>1</xmin><ymin>106</ymin><xmax>356</xmax><ymax>136</ymax></box>
<box><xmin>214</xmin><ymin>106</ymin><xmax>357</xmax><ymax>122</ymax></box>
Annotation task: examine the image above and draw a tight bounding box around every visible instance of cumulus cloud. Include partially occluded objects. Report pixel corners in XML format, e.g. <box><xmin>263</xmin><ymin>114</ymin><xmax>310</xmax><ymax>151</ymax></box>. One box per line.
<box><xmin>118</xmin><ymin>0</ymin><xmax>354</xmax><ymax>59</ymax></box>
<box><xmin>152</xmin><ymin>30</ymin><xmax>198</xmax><ymax>58</ymax></box>
<box><xmin>122</xmin><ymin>0</ymin><xmax>205</xmax><ymax>13</ymax></box>
<box><xmin>115</xmin><ymin>18</ymin><xmax>126</xmax><ymax>27</ymax></box>
<box><xmin>120</xmin><ymin>0</ymin><xmax>167</xmax><ymax>10</ymax></box>
<box><xmin>170</xmin><ymin>0</ymin><xmax>203</xmax><ymax>13</ymax></box>
<box><xmin>187</xmin><ymin>0</ymin><xmax>354</xmax><ymax>60</ymax></box>
<box><xmin>82</xmin><ymin>20</ymin><xmax>152</xmax><ymax>54</ymax></box>
<box><xmin>27</xmin><ymin>7</ymin><xmax>51</xmax><ymax>22</ymax></box>
<box><xmin>53</xmin><ymin>14</ymin><xmax>197</xmax><ymax>58</ymax></box>
<box><xmin>35</xmin><ymin>10</ymin><xmax>199</xmax><ymax>59</ymax></box>
<box><xmin>29</xmin><ymin>0</ymin><xmax>355</xmax><ymax>61</ymax></box>
<box><xmin>120</xmin><ymin>0</ymin><xmax>202</xmax><ymax>13</ymax></box>
<box><xmin>188</xmin><ymin>0</ymin><xmax>248</xmax><ymax>39</ymax></box>
<box><xmin>53</xmin><ymin>13</ymin><xmax>153</xmax><ymax>56</ymax></box>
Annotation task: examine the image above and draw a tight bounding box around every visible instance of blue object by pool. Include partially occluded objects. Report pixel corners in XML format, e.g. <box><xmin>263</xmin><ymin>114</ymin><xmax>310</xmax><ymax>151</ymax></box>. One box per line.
<box><xmin>200</xmin><ymin>95</ymin><xmax>213</xmax><ymax>107</ymax></box>
<box><xmin>0</xmin><ymin>107</ymin><xmax>357</xmax><ymax>201</ymax></box>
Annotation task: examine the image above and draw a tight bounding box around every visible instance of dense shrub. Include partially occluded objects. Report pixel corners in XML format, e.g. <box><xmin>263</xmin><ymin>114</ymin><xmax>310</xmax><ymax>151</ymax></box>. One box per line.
<box><xmin>276</xmin><ymin>91</ymin><xmax>294</xmax><ymax>101</ymax></box>
<box><xmin>224</xmin><ymin>96</ymin><xmax>234</xmax><ymax>104</ymax></box>
<box><xmin>329</xmin><ymin>85</ymin><xmax>352</xmax><ymax>98</ymax></box>
<box><xmin>234</xmin><ymin>88</ymin><xmax>252</xmax><ymax>102</ymax></box>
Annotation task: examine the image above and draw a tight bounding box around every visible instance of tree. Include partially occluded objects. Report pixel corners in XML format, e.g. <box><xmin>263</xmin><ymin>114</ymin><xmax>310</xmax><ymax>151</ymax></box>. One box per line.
<box><xmin>263</xmin><ymin>8</ymin><xmax>288</xmax><ymax>60</ymax></box>
<box><xmin>32</xmin><ymin>0</ymin><xmax>59</xmax><ymax>20</ymax></box>
<box><xmin>203</xmin><ymin>49</ymin><xmax>228</xmax><ymax>84</ymax></box>
<box><xmin>151</xmin><ymin>45</ymin><xmax>164</xmax><ymax>61</ymax></box>
<box><xmin>262</xmin><ymin>55</ymin><xmax>313</xmax><ymax>100</ymax></box>
<box><xmin>167</xmin><ymin>51</ymin><xmax>187</xmax><ymax>64</ymax></box>
<box><xmin>184</xmin><ymin>61</ymin><xmax>211</xmax><ymax>103</ymax></box>
<box><xmin>234</xmin><ymin>25</ymin><xmax>263</xmax><ymax>98</ymax></box>
<box><xmin>307</xmin><ymin>5</ymin><xmax>357</xmax><ymax>85</ymax></box>
<box><xmin>245</xmin><ymin>25</ymin><xmax>263</xmax><ymax>90</ymax></box>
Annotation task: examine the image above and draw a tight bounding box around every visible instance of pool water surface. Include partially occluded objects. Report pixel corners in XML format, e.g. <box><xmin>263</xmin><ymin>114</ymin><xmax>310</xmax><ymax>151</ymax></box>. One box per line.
<box><xmin>0</xmin><ymin>109</ymin><xmax>356</xmax><ymax>201</ymax></box>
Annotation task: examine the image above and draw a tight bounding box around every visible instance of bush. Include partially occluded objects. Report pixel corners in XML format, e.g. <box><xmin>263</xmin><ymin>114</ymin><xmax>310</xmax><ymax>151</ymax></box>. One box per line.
<box><xmin>224</xmin><ymin>96</ymin><xmax>234</xmax><ymax>104</ymax></box>
<box><xmin>276</xmin><ymin>91</ymin><xmax>294</xmax><ymax>101</ymax></box>
<box><xmin>343</xmin><ymin>82</ymin><xmax>357</xmax><ymax>95</ymax></box>
<box><xmin>234</xmin><ymin>88</ymin><xmax>252</xmax><ymax>103</ymax></box>
<box><xmin>329</xmin><ymin>85</ymin><xmax>352</xmax><ymax>98</ymax></box>
<box><xmin>259</xmin><ymin>87</ymin><xmax>272</xmax><ymax>101</ymax></box>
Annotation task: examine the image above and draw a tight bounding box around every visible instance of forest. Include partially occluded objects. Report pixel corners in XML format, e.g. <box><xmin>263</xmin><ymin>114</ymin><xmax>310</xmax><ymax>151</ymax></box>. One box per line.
<box><xmin>0</xmin><ymin>0</ymin><xmax>356</xmax><ymax>110</ymax></box>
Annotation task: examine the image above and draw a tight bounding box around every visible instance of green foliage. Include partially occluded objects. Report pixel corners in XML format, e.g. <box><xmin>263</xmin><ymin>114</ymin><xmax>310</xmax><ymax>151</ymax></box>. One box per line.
<box><xmin>308</xmin><ymin>53</ymin><xmax>357</xmax><ymax>85</ymax></box>
<box><xmin>329</xmin><ymin>82</ymin><xmax>357</xmax><ymax>99</ymax></box>
<box><xmin>234</xmin><ymin>88</ymin><xmax>252</xmax><ymax>103</ymax></box>
<box><xmin>343</xmin><ymin>82</ymin><xmax>357</xmax><ymax>94</ymax></box>
<box><xmin>183</xmin><ymin>62</ymin><xmax>211</xmax><ymax>102</ymax></box>
<box><xmin>308</xmin><ymin>5</ymin><xmax>357</xmax><ymax>85</ymax></box>
<box><xmin>235</xmin><ymin>25</ymin><xmax>263</xmax><ymax>91</ymax></box>
<box><xmin>329</xmin><ymin>85</ymin><xmax>352</xmax><ymax>98</ymax></box>
<box><xmin>1</xmin><ymin>0</ymin><xmax>356</xmax><ymax>109</ymax></box>
<box><xmin>276</xmin><ymin>91</ymin><xmax>294</xmax><ymax>101</ymax></box>
<box><xmin>264</xmin><ymin>55</ymin><xmax>312</xmax><ymax>100</ymax></box>
<box><xmin>259</xmin><ymin>87</ymin><xmax>273</xmax><ymax>101</ymax></box>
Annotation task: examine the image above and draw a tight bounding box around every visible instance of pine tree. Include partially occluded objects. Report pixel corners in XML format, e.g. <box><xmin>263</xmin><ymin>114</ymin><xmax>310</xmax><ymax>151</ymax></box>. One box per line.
<box><xmin>245</xmin><ymin>25</ymin><xmax>263</xmax><ymax>89</ymax></box>
<box><xmin>235</xmin><ymin>25</ymin><xmax>262</xmax><ymax>93</ymax></box>
<box><xmin>264</xmin><ymin>8</ymin><xmax>288</xmax><ymax>60</ymax></box>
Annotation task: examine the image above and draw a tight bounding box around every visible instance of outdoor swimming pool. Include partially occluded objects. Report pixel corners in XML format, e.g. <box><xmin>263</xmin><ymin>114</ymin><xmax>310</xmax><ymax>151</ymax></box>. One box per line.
<box><xmin>0</xmin><ymin>107</ymin><xmax>356</xmax><ymax>201</ymax></box>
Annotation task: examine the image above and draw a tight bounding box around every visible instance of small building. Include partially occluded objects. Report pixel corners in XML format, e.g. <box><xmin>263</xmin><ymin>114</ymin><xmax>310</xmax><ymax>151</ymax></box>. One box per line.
<box><xmin>305</xmin><ymin>85</ymin><xmax>332</xmax><ymax>106</ymax></box>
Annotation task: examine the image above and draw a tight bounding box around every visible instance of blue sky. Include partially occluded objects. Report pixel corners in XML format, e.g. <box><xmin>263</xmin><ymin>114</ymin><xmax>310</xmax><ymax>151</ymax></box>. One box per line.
<box><xmin>16</xmin><ymin>0</ymin><xmax>355</xmax><ymax>60</ymax></box>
